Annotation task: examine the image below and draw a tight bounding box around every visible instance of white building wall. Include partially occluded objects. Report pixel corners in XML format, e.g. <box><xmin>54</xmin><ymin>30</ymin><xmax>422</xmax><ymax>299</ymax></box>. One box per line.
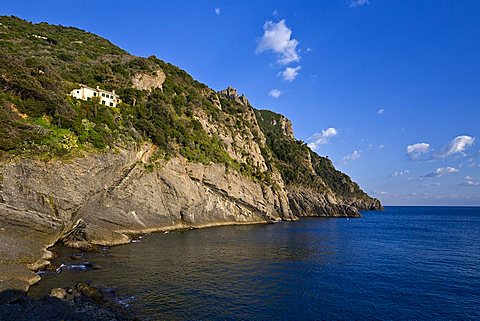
<box><xmin>70</xmin><ymin>86</ymin><xmax>120</xmax><ymax>107</ymax></box>
<box><xmin>98</xmin><ymin>91</ymin><xmax>117</xmax><ymax>107</ymax></box>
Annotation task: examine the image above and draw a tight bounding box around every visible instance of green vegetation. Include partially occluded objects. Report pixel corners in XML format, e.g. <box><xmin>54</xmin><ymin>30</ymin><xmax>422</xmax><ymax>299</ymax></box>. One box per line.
<box><xmin>0</xmin><ymin>16</ymin><xmax>242</xmax><ymax>170</ymax></box>
<box><xmin>0</xmin><ymin>16</ymin><xmax>372</xmax><ymax>199</ymax></box>
<box><xmin>255</xmin><ymin>109</ymin><xmax>370</xmax><ymax>199</ymax></box>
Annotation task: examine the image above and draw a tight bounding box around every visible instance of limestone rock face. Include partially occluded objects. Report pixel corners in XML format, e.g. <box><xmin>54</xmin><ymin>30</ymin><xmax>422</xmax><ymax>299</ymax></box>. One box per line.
<box><xmin>0</xmin><ymin>143</ymin><xmax>294</xmax><ymax>290</ymax></box>
<box><xmin>0</xmin><ymin>16</ymin><xmax>383</xmax><ymax>294</ymax></box>
<box><xmin>195</xmin><ymin>107</ymin><xmax>269</xmax><ymax>172</ymax></box>
<box><xmin>288</xmin><ymin>189</ymin><xmax>358</xmax><ymax>217</ymax></box>
<box><xmin>131</xmin><ymin>69</ymin><xmax>166</xmax><ymax>92</ymax></box>
<box><xmin>287</xmin><ymin>188</ymin><xmax>383</xmax><ymax>218</ymax></box>
<box><xmin>254</xmin><ymin>108</ymin><xmax>383</xmax><ymax>219</ymax></box>
<box><xmin>271</xmin><ymin>115</ymin><xmax>294</xmax><ymax>139</ymax></box>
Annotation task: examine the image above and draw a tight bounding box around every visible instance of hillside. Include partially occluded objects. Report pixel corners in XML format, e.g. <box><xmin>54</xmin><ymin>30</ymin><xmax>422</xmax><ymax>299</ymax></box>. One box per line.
<box><xmin>0</xmin><ymin>16</ymin><xmax>381</xmax><ymax>291</ymax></box>
<box><xmin>255</xmin><ymin>109</ymin><xmax>382</xmax><ymax>216</ymax></box>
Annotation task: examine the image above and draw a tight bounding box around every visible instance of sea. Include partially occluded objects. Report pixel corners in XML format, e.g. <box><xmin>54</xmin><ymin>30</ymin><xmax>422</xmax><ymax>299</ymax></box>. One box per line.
<box><xmin>29</xmin><ymin>206</ymin><xmax>480</xmax><ymax>320</ymax></box>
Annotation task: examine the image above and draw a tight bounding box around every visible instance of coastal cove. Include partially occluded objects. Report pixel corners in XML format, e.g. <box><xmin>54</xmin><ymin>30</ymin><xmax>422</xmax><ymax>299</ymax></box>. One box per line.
<box><xmin>27</xmin><ymin>207</ymin><xmax>480</xmax><ymax>320</ymax></box>
<box><xmin>0</xmin><ymin>4</ymin><xmax>479</xmax><ymax>320</ymax></box>
<box><xmin>0</xmin><ymin>16</ymin><xmax>383</xmax><ymax>293</ymax></box>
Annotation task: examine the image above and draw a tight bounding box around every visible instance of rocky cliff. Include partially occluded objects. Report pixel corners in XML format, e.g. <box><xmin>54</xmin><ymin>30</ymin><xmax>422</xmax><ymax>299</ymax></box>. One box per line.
<box><xmin>0</xmin><ymin>143</ymin><xmax>294</xmax><ymax>291</ymax></box>
<box><xmin>255</xmin><ymin>109</ymin><xmax>383</xmax><ymax>217</ymax></box>
<box><xmin>0</xmin><ymin>16</ymin><xmax>381</xmax><ymax>292</ymax></box>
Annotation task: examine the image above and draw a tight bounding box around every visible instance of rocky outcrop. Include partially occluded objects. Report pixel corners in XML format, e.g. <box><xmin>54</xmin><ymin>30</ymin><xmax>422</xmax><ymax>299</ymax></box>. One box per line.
<box><xmin>254</xmin><ymin>108</ymin><xmax>383</xmax><ymax>218</ymax></box>
<box><xmin>131</xmin><ymin>69</ymin><xmax>166</xmax><ymax>92</ymax></box>
<box><xmin>288</xmin><ymin>188</ymin><xmax>373</xmax><ymax>218</ymax></box>
<box><xmin>352</xmin><ymin>197</ymin><xmax>384</xmax><ymax>211</ymax></box>
<box><xmin>0</xmin><ymin>88</ymin><xmax>381</xmax><ymax>292</ymax></box>
<box><xmin>0</xmin><ymin>17</ymin><xmax>382</xmax><ymax>294</ymax></box>
<box><xmin>194</xmin><ymin>108</ymin><xmax>269</xmax><ymax>171</ymax></box>
<box><xmin>271</xmin><ymin>115</ymin><xmax>294</xmax><ymax>139</ymax></box>
<box><xmin>0</xmin><ymin>142</ymin><xmax>295</xmax><ymax>290</ymax></box>
<box><xmin>219</xmin><ymin>86</ymin><xmax>250</xmax><ymax>106</ymax></box>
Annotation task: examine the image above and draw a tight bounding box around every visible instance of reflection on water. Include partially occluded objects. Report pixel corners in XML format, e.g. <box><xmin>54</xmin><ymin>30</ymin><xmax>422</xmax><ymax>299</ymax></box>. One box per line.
<box><xmin>29</xmin><ymin>207</ymin><xmax>480</xmax><ymax>320</ymax></box>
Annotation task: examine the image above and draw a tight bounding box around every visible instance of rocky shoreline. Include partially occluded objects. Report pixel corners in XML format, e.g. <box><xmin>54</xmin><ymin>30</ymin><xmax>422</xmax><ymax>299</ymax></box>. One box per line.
<box><xmin>0</xmin><ymin>143</ymin><xmax>381</xmax><ymax>293</ymax></box>
<box><xmin>0</xmin><ymin>17</ymin><xmax>382</xmax><ymax>299</ymax></box>
<box><xmin>0</xmin><ymin>282</ymin><xmax>137</xmax><ymax>320</ymax></box>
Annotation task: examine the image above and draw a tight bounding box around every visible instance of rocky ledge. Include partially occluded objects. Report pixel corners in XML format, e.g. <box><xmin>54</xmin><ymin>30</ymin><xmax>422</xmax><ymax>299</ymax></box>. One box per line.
<box><xmin>288</xmin><ymin>188</ymin><xmax>383</xmax><ymax>217</ymax></box>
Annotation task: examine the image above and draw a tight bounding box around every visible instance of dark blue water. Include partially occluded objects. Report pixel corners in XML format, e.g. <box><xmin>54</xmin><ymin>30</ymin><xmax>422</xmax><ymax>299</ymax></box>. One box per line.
<box><xmin>30</xmin><ymin>207</ymin><xmax>480</xmax><ymax>320</ymax></box>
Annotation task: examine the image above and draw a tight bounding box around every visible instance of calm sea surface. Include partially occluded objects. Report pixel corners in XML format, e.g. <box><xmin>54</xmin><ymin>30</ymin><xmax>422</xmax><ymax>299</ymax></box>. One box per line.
<box><xmin>29</xmin><ymin>207</ymin><xmax>480</xmax><ymax>320</ymax></box>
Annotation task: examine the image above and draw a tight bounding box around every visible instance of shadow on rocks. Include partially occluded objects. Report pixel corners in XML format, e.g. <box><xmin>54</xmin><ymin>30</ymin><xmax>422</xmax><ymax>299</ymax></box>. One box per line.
<box><xmin>0</xmin><ymin>283</ymin><xmax>137</xmax><ymax>321</ymax></box>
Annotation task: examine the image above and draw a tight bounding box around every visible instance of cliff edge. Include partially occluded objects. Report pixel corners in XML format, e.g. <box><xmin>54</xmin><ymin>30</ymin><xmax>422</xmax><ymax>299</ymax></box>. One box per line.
<box><xmin>0</xmin><ymin>16</ymin><xmax>381</xmax><ymax>292</ymax></box>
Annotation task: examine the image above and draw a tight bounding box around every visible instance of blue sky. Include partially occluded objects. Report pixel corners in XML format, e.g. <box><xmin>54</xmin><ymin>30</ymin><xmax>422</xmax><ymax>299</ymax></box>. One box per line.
<box><xmin>1</xmin><ymin>0</ymin><xmax>479</xmax><ymax>205</ymax></box>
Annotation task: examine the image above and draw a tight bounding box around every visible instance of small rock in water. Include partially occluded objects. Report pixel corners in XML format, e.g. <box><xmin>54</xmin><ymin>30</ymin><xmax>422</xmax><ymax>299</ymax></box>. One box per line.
<box><xmin>50</xmin><ymin>288</ymin><xmax>67</xmax><ymax>299</ymax></box>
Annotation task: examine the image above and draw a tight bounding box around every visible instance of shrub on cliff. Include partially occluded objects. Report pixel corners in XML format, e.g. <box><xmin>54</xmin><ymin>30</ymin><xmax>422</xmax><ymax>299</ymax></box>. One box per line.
<box><xmin>255</xmin><ymin>109</ymin><xmax>371</xmax><ymax>200</ymax></box>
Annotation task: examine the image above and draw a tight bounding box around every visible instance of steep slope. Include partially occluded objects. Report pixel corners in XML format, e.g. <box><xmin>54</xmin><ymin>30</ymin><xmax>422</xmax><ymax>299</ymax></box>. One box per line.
<box><xmin>0</xmin><ymin>16</ymin><xmax>381</xmax><ymax>291</ymax></box>
<box><xmin>255</xmin><ymin>109</ymin><xmax>383</xmax><ymax>216</ymax></box>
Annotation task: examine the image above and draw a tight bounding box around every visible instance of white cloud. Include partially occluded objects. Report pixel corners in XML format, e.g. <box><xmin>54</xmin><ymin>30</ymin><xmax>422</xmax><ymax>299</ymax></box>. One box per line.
<box><xmin>268</xmin><ymin>89</ymin><xmax>282</xmax><ymax>98</ymax></box>
<box><xmin>377</xmin><ymin>108</ymin><xmax>384</xmax><ymax>115</ymax></box>
<box><xmin>462</xmin><ymin>176</ymin><xmax>480</xmax><ymax>186</ymax></box>
<box><xmin>342</xmin><ymin>150</ymin><xmax>361</xmax><ymax>163</ymax></box>
<box><xmin>307</xmin><ymin>128</ymin><xmax>338</xmax><ymax>150</ymax></box>
<box><xmin>256</xmin><ymin>20</ymin><xmax>300</xmax><ymax>65</ymax></box>
<box><xmin>434</xmin><ymin>135</ymin><xmax>475</xmax><ymax>158</ymax></box>
<box><xmin>391</xmin><ymin>169</ymin><xmax>410</xmax><ymax>177</ymax></box>
<box><xmin>215</xmin><ymin>7</ymin><xmax>221</xmax><ymax>15</ymax></box>
<box><xmin>349</xmin><ymin>0</ymin><xmax>369</xmax><ymax>8</ymax></box>
<box><xmin>406</xmin><ymin>142</ymin><xmax>430</xmax><ymax>160</ymax></box>
<box><xmin>278</xmin><ymin>66</ymin><xmax>301</xmax><ymax>82</ymax></box>
<box><xmin>434</xmin><ymin>167</ymin><xmax>459</xmax><ymax>176</ymax></box>
<box><xmin>420</xmin><ymin>167</ymin><xmax>459</xmax><ymax>180</ymax></box>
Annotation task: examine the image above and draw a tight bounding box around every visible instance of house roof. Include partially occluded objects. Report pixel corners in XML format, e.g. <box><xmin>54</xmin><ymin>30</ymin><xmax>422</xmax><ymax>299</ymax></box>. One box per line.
<box><xmin>76</xmin><ymin>84</ymin><xmax>119</xmax><ymax>98</ymax></box>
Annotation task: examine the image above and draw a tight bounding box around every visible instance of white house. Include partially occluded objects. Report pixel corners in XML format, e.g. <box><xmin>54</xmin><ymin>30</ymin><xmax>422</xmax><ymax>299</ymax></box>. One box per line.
<box><xmin>70</xmin><ymin>85</ymin><xmax>121</xmax><ymax>107</ymax></box>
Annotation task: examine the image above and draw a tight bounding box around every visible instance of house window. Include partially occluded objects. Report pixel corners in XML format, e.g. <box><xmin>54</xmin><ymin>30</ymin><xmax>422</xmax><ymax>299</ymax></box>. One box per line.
<box><xmin>93</xmin><ymin>92</ymin><xmax>97</xmax><ymax>96</ymax></box>
<box><xmin>102</xmin><ymin>93</ymin><xmax>105</xmax><ymax>97</ymax></box>
<box><xmin>76</xmin><ymin>91</ymin><xmax>80</xmax><ymax>94</ymax></box>
<box><xmin>102</xmin><ymin>100</ymin><xmax>106</xmax><ymax>105</ymax></box>
<box><xmin>110</xmin><ymin>102</ymin><xmax>114</xmax><ymax>107</ymax></box>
